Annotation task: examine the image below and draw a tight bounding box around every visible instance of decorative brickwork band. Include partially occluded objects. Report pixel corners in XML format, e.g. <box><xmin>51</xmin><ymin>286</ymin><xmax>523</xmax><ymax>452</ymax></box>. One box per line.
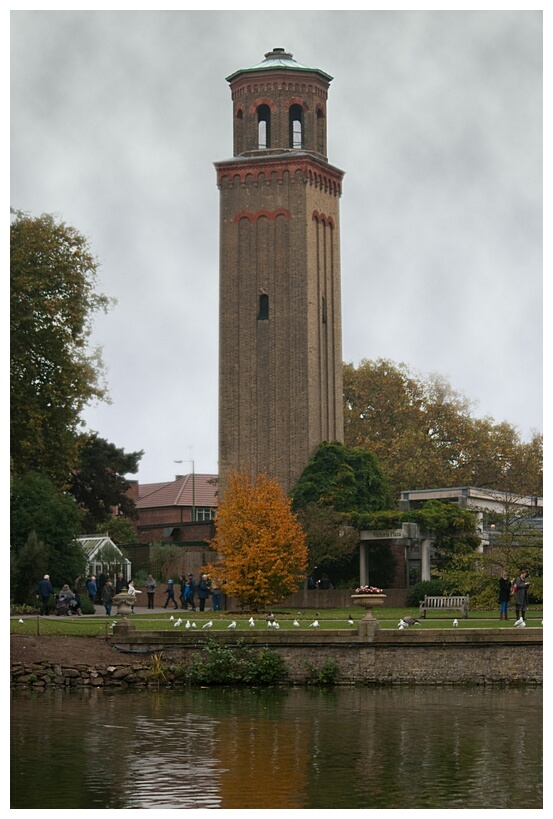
<box><xmin>234</xmin><ymin>208</ymin><xmax>292</xmax><ymax>223</ymax></box>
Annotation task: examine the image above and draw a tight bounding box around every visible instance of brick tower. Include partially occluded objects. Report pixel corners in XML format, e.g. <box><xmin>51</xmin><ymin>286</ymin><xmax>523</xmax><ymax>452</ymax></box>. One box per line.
<box><xmin>216</xmin><ymin>48</ymin><xmax>344</xmax><ymax>497</ymax></box>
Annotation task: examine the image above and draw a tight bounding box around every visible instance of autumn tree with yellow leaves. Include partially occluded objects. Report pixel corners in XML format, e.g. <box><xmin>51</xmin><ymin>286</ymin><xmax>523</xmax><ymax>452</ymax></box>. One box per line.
<box><xmin>206</xmin><ymin>472</ymin><xmax>307</xmax><ymax>611</ymax></box>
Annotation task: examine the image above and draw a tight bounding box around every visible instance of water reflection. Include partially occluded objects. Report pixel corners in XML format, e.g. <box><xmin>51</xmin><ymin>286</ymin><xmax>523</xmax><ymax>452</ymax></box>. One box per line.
<box><xmin>11</xmin><ymin>686</ymin><xmax>542</xmax><ymax>809</ymax></box>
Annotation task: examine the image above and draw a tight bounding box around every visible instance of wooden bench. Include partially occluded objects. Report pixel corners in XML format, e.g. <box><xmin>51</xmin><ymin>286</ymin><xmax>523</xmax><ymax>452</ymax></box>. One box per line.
<box><xmin>419</xmin><ymin>595</ymin><xmax>470</xmax><ymax>619</ymax></box>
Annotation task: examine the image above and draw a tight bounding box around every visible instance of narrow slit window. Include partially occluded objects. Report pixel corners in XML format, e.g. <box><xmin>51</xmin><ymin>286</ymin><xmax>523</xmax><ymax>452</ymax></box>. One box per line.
<box><xmin>322</xmin><ymin>296</ymin><xmax>327</xmax><ymax>323</ymax></box>
<box><xmin>258</xmin><ymin>294</ymin><xmax>269</xmax><ymax>320</ymax></box>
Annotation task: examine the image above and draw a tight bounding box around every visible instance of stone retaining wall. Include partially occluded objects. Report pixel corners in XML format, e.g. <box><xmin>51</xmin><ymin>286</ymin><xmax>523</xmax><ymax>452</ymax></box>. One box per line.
<box><xmin>11</xmin><ymin>629</ymin><xmax>542</xmax><ymax>688</ymax></box>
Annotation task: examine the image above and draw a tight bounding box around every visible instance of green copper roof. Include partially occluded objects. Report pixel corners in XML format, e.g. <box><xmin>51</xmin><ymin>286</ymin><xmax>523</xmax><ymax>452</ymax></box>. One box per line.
<box><xmin>226</xmin><ymin>48</ymin><xmax>333</xmax><ymax>83</ymax></box>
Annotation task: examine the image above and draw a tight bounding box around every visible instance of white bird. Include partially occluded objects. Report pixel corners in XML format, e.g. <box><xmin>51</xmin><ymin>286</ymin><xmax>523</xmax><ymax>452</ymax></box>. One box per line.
<box><xmin>293</xmin><ymin>619</ymin><xmax>300</xmax><ymax>627</ymax></box>
<box><xmin>273</xmin><ymin>622</ymin><xmax>280</xmax><ymax>629</ymax></box>
<box><xmin>309</xmin><ymin>620</ymin><xmax>320</xmax><ymax>628</ymax></box>
<box><xmin>173</xmin><ymin>618</ymin><xmax>182</xmax><ymax>627</ymax></box>
<box><xmin>228</xmin><ymin>620</ymin><xmax>237</xmax><ymax>629</ymax></box>
<box><xmin>18</xmin><ymin>619</ymin><xmax>24</xmax><ymax>624</ymax></box>
<box><xmin>249</xmin><ymin>617</ymin><xmax>255</xmax><ymax>627</ymax></box>
<box><xmin>453</xmin><ymin>619</ymin><xmax>459</xmax><ymax>627</ymax></box>
<box><xmin>347</xmin><ymin>615</ymin><xmax>354</xmax><ymax>625</ymax></box>
<box><xmin>515</xmin><ymin>620</ymin><xmax>526</xmax><ymax>628</ymax></box>
<box><xmin>398</xmin><ymin>624</ymin><xmax>405</xmax><ymax>630</ymax></box>
<box><xmin>202</xmin><ymin>620</ymin><xmax>213</xmax><ymax>629</ymax></box>
<box><xmin>185</xmin><ymin>620</ymin><xmax>191</xmax><ymax>629</ymax></box>
<box><xmin>169</xmin><ymin>615</ymin><xmax>174</xmax><ymax>621</ymax></box>
<box><xmin>191</xmin><ymin>622</ymin><xmax>197</xmax><ymax>628</ymax></box>
<box><xmin>111</xmin><ymin>622</ymin><xmax>116</xmax><ymax>628</ymax></box>
<box><xmin>267</xmin><ymin>620</ymin><xmax>274</xmax><ymax>627</ymax></box>
<box><xmin>398</xmin><ymin>618</ymin><xmax>409</xmax><ymax>627</ymax></box>
<box><xmin>514</xmin><ymin>617</ymin><xmax>524</xmax><ymax>626</ymax></box>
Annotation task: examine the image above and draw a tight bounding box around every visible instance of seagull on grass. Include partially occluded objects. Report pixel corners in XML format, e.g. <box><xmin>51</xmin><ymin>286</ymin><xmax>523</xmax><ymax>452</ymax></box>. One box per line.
<box><xmin>228</xmin><ymin>620</ymin><xmax>237</xmax><ymax>629</ymax></box>
<box><xmin>185</xmin><ymin>620</ymin><xmax>191</xmax><ymax>629</ymax></box>
<box><xmin>173</xmin><ymin>618</ymin><xmax>182</xmax><ymax>627</ymax></box>
<box><xmin>191</xmin><ymin>622</ymin><xmax>197</xmax><ymax>628</ymax></box>
<box><xmin>169</xmin><ymin>615</ymin><xmax>174</xmax><ymax>621</ymax></box>
<box><xmin>514</xmin><ymin>617</ymin><xmax>525</xmax><ymax>626</ymax></box>
<box><xmin>202</xmin><ymin>620</ymin><xmax>213</xmax><ymax>629</ymax></box>
<box><xmin>453</xmin><ymin>619</ymin><xmax>459</xmax><ymax>627</ymax></box>
<box><xmin>18</xmin><ymin>619</ymin><xmax>24</xmax><ymax>624</ymax></box>
<box><xmin>515</xmin><ymin>619</ymin><xmax>526</xmax><ymax>628</ymax></box>
<box><xmin>309</xmin><ymin>619</ymin><xmax>320</xmax><ymax>628</ymax></box>
<box><xmin>293</xmin><ymin>619</ymin><xmax>300</xmax><ymax>627</ymax></box>
<box><xmin>347</xmin><ymin>615</ymin><xmax>354</xmax><ymax>625</ymax></box>
<box><xmin>249</xmin><ymin>617</ymin><xmax>255</xmax><ymax>627</ymax></box>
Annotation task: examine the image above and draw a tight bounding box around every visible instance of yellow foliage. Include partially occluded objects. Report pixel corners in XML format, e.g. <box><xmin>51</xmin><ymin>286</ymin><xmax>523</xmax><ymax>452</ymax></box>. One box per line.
<box><xmin>205</xmin><ymin>472</ymin><xmax>307</xmax><ymax>611</ymax></box>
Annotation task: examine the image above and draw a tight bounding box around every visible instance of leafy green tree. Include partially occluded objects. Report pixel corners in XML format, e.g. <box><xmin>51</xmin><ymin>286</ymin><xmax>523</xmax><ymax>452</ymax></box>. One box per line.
<box><xmin>435</xmin><ymin>494</ymin><xmax>543</xmax><ymax>606</ymax></box>
<box><xmin>290</xmin><ymin>441</ymin><xmax>392</xmax><ymax>585</ymax></box>
<box><xmin>70</xmin><ymin>433</ymin><xmax>142</xmax><ymax>532</ymax></box>
<box><xmin>344</xmin><ymin>358</ymin><xmax>543</xmax><ymax>499</ymax></box>
<box><xmin>291</xmin><ymin>441</ymin><xmax>392</xmax><ymax>513</ymax></box>
<box><xmin>98</xmin><ymin>516</ymin><xmax>138</xmax><ymax>546</ymax></box>
<box><xmin>207</xmin><ymin>472</ymin><xmax>308</xmax><ymax>611</ymax></box>
<box><xmin>11</xmin><ymin>531</ymin><xmax>48</xmax><ymax>604</ymax></box>
<box><xmin>10</xmin><ymin>472</ymin><xmax>86</xmax><ymax>595</ymax></box>
<box><xmin>10</xmin><ymin>210</ymin><xmax>111</xmax><ymax>487</ymax></box>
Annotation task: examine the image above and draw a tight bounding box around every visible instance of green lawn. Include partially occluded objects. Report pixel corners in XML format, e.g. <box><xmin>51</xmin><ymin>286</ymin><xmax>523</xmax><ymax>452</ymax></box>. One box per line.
<box><xmin>10</xmin><ymin>606</ymin><xmax>543</xmax><ymax>637</ymax></box>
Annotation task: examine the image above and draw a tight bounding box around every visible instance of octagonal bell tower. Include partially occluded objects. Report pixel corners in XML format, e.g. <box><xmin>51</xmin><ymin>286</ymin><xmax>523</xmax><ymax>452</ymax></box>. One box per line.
<box><xmin>216</xmin><ymin>48</ymin><xmax>344</xmax><ymax>497</ymax></box>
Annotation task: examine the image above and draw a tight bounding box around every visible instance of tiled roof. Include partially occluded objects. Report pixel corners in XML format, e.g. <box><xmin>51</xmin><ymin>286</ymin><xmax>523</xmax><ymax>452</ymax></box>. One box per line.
<box><xmin>136</xmin><ymin>474</ymin><xmax>218</xmax><ymax>509</ymax></box>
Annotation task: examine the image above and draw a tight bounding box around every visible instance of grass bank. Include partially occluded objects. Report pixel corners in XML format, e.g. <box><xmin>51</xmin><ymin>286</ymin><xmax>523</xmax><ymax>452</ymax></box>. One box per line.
<box><xmin>10</xmin><ymin>606</ymin><xmax>542</xmax><ymax>638</ymax></box>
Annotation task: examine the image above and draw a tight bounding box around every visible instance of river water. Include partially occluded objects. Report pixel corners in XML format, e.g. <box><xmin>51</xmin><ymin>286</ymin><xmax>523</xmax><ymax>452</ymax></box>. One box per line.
<box><xmin>11</xmin><ymin>685</ymin><xmax>542</xmax><ymax>809</ymax></box>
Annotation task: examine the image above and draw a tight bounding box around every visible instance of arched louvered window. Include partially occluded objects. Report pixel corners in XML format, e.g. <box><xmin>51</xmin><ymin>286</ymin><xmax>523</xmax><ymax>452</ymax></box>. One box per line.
<box><xmin>257</xmin><ymin>105</ymin><xmax>271</xmax><ymax>149</ymax></box>
<box><xmin>289</xmin><ymin>104</ymin><xmax>303</xmax><ymax>149</ymax></box>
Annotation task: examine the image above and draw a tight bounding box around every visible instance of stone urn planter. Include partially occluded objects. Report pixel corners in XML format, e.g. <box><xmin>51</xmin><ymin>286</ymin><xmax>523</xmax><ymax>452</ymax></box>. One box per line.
<box><xmin>351</xmin><ymin>593</ymin><xmax>387</xmax><ymax>638</ymax></box>
<box><xmin>112</xmin><ymin>590</ymin><xmax>134</xmax><ymax>616</ymax></box>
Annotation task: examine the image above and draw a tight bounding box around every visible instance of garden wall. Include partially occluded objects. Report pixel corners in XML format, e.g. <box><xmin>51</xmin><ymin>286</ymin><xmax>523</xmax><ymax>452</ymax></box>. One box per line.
<box><xmin>11</xmin><ymin>629</ymin><xmax>541</xmax><ymax>688</ymax></box>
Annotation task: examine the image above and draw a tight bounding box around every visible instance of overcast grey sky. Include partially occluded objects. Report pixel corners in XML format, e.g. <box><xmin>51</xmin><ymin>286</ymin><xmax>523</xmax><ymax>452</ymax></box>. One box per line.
<box><xmin>10</xmin><ymin>9</ymin><xmax>543</xmax><ymax>484</ymax></box>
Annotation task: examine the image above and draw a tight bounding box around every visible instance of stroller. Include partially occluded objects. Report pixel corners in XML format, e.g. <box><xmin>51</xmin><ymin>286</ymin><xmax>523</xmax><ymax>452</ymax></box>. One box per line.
<box><xmin>55</xmin><ymin>593</ymin><xmax>81</xmax><ymax>616</ymax></box>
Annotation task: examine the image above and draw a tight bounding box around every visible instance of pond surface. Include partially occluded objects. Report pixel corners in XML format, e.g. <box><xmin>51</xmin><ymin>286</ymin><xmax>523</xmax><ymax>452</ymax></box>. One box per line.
<box><xmin>11</xmin><ymin>686</ymin><xmax>542</xmax><ymax>809</ymax></box>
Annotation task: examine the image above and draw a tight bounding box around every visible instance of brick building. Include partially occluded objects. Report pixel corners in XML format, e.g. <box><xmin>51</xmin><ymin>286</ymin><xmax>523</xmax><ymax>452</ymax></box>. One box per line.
<box><xmin>216</xmin><ymin>48</ymin><xmax>345</xmax><ymax>498</ymax></box>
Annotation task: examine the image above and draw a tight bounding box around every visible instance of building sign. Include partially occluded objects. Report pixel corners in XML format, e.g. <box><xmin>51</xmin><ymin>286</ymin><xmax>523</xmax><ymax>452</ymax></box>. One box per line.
<box><xmin>360</xmin><ymin>529</ymin><xmax>404</xmax><ymax>540</ymax></box>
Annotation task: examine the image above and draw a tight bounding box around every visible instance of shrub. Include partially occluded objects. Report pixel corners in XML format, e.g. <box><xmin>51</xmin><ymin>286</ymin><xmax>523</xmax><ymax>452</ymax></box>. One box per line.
<box><xmin>305</xmin><ymin>657</ymin><xmax>339</xmax><ymax>685</ymax></box>
<box><xmin>187</xmin><ymin>638</ymin><xmax>287</xmax><ymax>685</ymax></box>
<box><xmin>406</xmin><ymin>579</ymin><xmax>446</xmax><ymax>607</ymax></box>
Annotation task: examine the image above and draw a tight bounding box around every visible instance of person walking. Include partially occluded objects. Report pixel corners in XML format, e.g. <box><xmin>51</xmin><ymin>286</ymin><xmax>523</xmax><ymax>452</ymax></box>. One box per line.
<box><xmin>86</xmin><ymin>576</ymin><xmax>97</xmax><ymax>606</ymax></box>
<box><xmin>185</xmin><ymin>574</ymin><xmax>197</xmax><ymax>611</ymax></box>
<box><xmin>115</xmin><ymin>572</ymin><xmax>126</xmax><ymax>593</ymax></box>
<box><xmin>197</xmin><ymin>574</ymin><xmax>211</xmax><ymax>612</ymax></box>
<box><xmin>178</xmin><ymin>574</ymin><xmax>187</xmax><ymax>609</ymax></box>
<box><xmin>102</xmin><ymin>580</ymin><xmax>114</xmax><ymax>615</ymax></box>
<box><xmin>73</xmin><ymin>575</ymin><xmax>83</xmax><ymax>611</ymax></box>
<box><xmin>163</xmin><ymin>579</ymin><xmax>179</xmax><ymax>610</ymax></box>
<box><xmin>513</xmin><ymin>570</ymin><xmax>530</xmax><ymax>623</ymax></box>
<box><xmin>210</xmin><ymin>579</ymin><xmax>222</xmax><ymax>612</ymax></box>
<box><xmin>498</xmin><ymin>571</ymin><xmax>511</xmax><ymax>620</ymax></box>
<box><xmin>36</xmin><ymin>574</ymin><xmax>54</xmax><ymax>616</ymax></box>
<box><xmin>145</xmin><ymin>575</ymin><xmax>156</xmax><ymax>609</ymax></box>
<box><xmin>127</xmin><ymin>580</ymin><xmax>141</xmax><ymax>613</ymax></box>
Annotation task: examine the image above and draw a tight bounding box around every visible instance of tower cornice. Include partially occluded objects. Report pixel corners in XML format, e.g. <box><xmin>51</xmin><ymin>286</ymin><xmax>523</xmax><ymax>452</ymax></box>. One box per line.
<box><xmin>215</xmin><ymin>153</ymin><xmax>344</xmax><ymax>195</ymax></box>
